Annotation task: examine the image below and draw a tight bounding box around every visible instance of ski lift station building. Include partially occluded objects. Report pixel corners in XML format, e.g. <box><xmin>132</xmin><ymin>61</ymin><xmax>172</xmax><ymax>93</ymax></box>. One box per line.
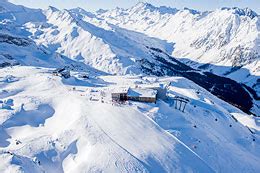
<box><xmin>111</xmin><ymin>88</ymin><xmax>129</xmax><ymax>102</ymax></box>
<box><xmin>112</xmin><ymin>84</ymin><xmax>168</xmax><ymax>103</ymax></box>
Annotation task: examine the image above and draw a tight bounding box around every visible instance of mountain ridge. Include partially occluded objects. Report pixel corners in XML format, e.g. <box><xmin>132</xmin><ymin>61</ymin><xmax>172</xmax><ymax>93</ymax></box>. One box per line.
<box><xmin>96</xmin><ymin>2</ymin><xmax>260</xmax><ymax>97</ymax></box>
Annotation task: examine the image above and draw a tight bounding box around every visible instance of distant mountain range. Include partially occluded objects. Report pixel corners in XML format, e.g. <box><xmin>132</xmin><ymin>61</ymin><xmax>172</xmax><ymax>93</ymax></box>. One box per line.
<box><xmin>96</xmin><ymin>2</ymin><xmax>260</xmax><ymax>95</ymax></box>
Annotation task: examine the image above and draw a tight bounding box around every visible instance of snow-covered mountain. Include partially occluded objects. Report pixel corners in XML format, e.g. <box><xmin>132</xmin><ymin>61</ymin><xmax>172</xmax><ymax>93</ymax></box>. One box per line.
<box><xmin>0</xmin><ymin>1</ymin><xmax>260</xmax><ymax>172</ymax></box>
<box><xmin>0</xmin><ymin>0</ymin><xmax>102</xmax><ymax>74</ymax></box>
<box><xmin>96</xmin><ymin>2</ymin><xmax>260</xmax><ymax>95</ymax></box>
<box><xmin>1</xmin><ymin>0</ymin><xmax>257</xmax><ymax>114</ymax></box>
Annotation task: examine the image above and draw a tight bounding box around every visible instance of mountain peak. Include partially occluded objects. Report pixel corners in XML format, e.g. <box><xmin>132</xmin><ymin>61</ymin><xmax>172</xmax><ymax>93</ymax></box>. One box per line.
<box><xmin>70</xmin><ymin>7</ymin><xmax>96</xmax><ymax>18</ymax></box>
<box><xmin>47</xmin><ymin>6</ymin><xmax>59</xmax><ymax>12</ymax></box>
<box><xmin>183</xmin><ymin>7</ymin><xmax>200</xmax><ymax>15</ymax></box>
<box><xmin>133</xmin><ymin>2</ymin><xmax>156</xmax><ymax>10</ymax></box>
<box><xmin>221</xmin><ymin>7</ymin><xmax>258</xmax><ymax>19</ymax></box>
<box><xmin>96</xmin><ymin>8</ymin><xmax>108</xmax><ymax>14</ymax></box>
<box><xmin>131</xmin><ymin>2</ymin><xmax>178</xmax><ymax>15</ymax></box>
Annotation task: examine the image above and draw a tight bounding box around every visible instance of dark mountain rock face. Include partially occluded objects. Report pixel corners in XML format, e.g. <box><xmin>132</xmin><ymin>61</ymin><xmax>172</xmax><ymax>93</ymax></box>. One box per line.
<box><xmin>0</xmin><ymin>34</ymin><xmax>31</xmax><ymax>47</ymax></box>
<box><xmin>140</xmin><ymin>47</ymin><xmax>254</xmax><ymax>114</ymax></box>
<box><xmin>184</xmin><ymin>72</ymin><xmax>253</xmax><ymax>113</ymax></box>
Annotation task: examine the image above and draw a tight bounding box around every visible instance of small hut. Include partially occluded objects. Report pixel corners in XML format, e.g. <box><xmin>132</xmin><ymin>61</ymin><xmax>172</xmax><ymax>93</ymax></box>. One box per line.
<box><xmin>53</xmin><ymin>68</ymin><xmax>70</xmax><ymax>79</ymax></box>
<box><xmin>111</xmin><ymin>87</ymin><xmax>158</xmax><ymax>103</ymax></box>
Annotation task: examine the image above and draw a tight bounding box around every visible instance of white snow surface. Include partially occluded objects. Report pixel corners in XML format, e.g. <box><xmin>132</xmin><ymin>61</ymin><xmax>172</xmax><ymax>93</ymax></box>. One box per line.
<box><xmin>0</xmin><ymin>66</ymin><xmax>259</xmax><ymax>173</ymax></box>
<box><xmin>0</xmin><ymin>1</ymin><xmax>260</xmax><ymax>172</ymax></box>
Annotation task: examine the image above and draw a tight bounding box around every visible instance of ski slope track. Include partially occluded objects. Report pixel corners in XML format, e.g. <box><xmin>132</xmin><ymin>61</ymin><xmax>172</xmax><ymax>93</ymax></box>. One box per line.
<box><xmin>0</xmin><ymin>1</ymin><xmax>260</xmax><ymax>173</ymax></box>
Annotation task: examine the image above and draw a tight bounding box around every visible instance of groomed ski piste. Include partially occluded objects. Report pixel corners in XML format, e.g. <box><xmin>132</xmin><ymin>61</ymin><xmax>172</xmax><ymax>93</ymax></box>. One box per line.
<box><xmin>0</xmin><ymin>66</ymin><xmax>259</xmax><ymax>173</ymax></box>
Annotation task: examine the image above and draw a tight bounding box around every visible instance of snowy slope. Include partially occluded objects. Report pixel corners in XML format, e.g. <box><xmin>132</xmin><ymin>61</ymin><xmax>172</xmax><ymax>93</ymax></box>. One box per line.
<box><xmin>0</xmin><ymin>0</ymin><xmax>103</xmax><ymax>74</ymax></box>
<box><xmin>1</xmin><ymin>4</ymin><xmax>171</xmax><ymax>77</ymax></box>
<box><xmin>97</xmin><ymin>2</ymin><xmax>260</xmax><ymax>95</ymax></box>
<box><xmin>0</xmin><ymin>66</ymin><xmax>259</xmax><ymax>172</ymax></box>
<box><xmin>0</xmin><ymin>66</ymin><xmax>216</xmax><ymax>173</ymax></box>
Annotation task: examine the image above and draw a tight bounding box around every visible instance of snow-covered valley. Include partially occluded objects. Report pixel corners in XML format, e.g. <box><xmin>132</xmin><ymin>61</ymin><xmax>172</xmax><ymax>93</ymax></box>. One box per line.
<box><xmin>0</xmin><ymin>0</ymin><xmax>259</xmax><ymax>172</ymax></box>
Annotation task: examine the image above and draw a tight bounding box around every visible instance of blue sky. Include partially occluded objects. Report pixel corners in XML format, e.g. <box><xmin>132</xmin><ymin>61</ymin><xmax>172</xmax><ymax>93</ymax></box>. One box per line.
<box><xmin>9</xmin><ymin>0</ymin><xmax>260</xmax><ymax>13</ymax></box>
